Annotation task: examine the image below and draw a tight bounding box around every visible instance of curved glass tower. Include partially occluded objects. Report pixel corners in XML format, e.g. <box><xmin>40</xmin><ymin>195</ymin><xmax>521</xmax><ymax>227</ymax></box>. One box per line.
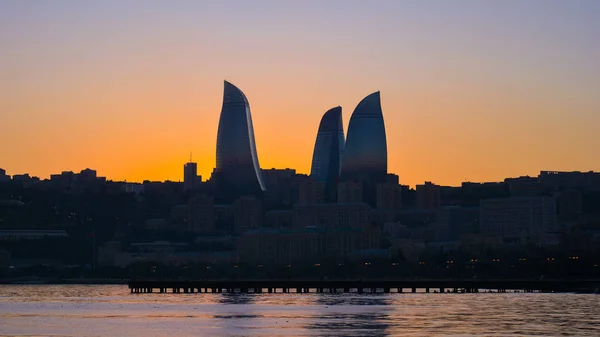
<box><xmin>310</xmin><ymin>106</ymin><xmax>345</xmax><ymax>201</ymax></box>
<box><xmin>340</xmin><ymin>91</ymin><xmax>387</xmax><ymax>182</ymax></box>
<box><xmin>215</xmin><ymin>80</ymin><xmax>266</xmax><ymax>199</ymax></box>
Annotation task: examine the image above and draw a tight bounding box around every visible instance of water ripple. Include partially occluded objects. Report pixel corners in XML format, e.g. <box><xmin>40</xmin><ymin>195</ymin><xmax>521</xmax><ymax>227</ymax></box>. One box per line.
<box><xmin>0</xmin><ymin>285</ymin><xmax>598</xmax><ymax>337</ymax></box>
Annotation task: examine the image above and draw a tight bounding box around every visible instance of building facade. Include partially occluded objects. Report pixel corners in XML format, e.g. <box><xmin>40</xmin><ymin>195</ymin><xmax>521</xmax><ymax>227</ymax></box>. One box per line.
<box><xmin>337</xmin><ymin>180</ymin><xmax>363</xmax><ymax>204</ymax></box>
<box><xmin>214</xmin><ymin>81</ymin><xmax>266</xmax><ymax>200</ymax></box>
<box><xmin>183</xmin><ymin>162</ymin><xmax>199</xmax><ymax>192</ymax></box>
<box><xmin>539</xmin><ymin>170</ymin><xmax>600</xmax><ymax>191</ymax></box>
<box><xmin>188</xmin><ymin>195</ymin><xmax>215</xmax><ymax>233</ymax></box>
<box><xmin>416</xmin><ymin>182</ymin><xmax>441</xmax><ymax>209</ymax></box>
<box><xmin>310</xmin><ymin>106</ymin><xmax>345</xmax><ymax>202</ymax></box>
<box><xmin>0</xmin><ymin>169</ymin><xmax>9</xmax><ymax>183</ymax></box>
<box><xmin>261</xmin><ymin>168</ymin><xmax>297</xmax><ymax>208</ymax></box>
<box><xmin>236</xmin><ymin>227</ymin><xmax>380</xmax><ymax>264</ymax></box>
<box><xmin>292</xmin><ymin>203</ymin><xmax>371</xmax><ymax>229</ymax></box>
<box><xmin>480</xmin><ymin>196</ymin><xmax>558</xmax><ymax>244</ymax></box>
<box><xmin>296</xmin><ymin>175</ymin><xmax>325</xmax><ymax>205</ymax></box>
<box><xmin>340</xmin><ymin>91</ymin><xmax>388</xmax><ymax>183</ymax></box>
<box><xmin>376</xmin><ymin>181</ymin><xmax>402</xmax><ymax>221</ymax></box>
<box><xmin>232</xmin><ymin>196</ymin><xmax>263</xmax><ymax>234</ymax></box>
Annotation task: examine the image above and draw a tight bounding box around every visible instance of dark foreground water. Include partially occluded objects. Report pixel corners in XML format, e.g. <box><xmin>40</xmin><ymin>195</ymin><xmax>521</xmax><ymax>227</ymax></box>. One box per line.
<box><xmin>0</xmin><ymin>285</ymin><xmax>599</xmax><ymax>336</ymax></box>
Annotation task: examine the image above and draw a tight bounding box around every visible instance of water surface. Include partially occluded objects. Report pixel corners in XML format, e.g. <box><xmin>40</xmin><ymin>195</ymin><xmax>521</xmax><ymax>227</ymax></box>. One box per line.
<box><xmin>0</xmin><ymin>285</ymin><xmax>598</xmax><ymax>336</ymax></box>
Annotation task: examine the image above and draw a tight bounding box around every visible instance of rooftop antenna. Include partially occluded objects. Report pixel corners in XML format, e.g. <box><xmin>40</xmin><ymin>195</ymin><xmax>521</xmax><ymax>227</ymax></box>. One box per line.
<box><xmin>190</xmin><ymin>152</ymin><xmax>192</xmax><ymax>163</ymax></box>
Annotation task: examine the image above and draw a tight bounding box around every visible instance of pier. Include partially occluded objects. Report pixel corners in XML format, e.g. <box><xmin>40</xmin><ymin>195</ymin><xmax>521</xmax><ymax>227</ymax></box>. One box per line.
<box><xmin>128</xmin><ymin>279</ymin><xmax>599</xmax><ymax>294</ymax></box>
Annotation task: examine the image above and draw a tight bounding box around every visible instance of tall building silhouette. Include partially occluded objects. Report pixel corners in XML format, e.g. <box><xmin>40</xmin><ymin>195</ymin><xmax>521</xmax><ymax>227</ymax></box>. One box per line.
<box><xmin>341</xmin><ymin>91</ymin><xmax>388</xmax><ymax>183</ymax></box>
<box><xmin>183</xmin><ymin>161</ymin><xmax>198</xmax><ymax>192</ymax></box>
<box><xmin>310</xmin><ymin>106</ymin><xmax>345</xmax><ymax>202</ymax></box>
<box><xmin>214</xmin><ymin>80</ymin><xmax>266</xmax><ymax>201</ymax></box>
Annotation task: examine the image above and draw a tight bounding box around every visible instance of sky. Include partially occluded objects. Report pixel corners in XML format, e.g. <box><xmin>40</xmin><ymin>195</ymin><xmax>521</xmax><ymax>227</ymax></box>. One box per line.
<box><xmin>1</xmin><ymin>0</ymin><xmax>599</xmax><ymax>187</ymax></box>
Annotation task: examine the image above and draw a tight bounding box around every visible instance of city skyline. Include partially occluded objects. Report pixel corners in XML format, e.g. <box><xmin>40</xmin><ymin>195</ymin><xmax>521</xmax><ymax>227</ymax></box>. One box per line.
<box><xmin>1</xmin><ymin>70</ymin><xmax>599</xmax><ymax>188</ymax></box>
<box><xmin>1</xmin><ymin>2</ymin><xmax>599</xmax><ymax>336</ymax></box>
<box><xmin>1</xmin><ymin>1</ymin><xmax>599</xmax><ymax>187</ymax></box>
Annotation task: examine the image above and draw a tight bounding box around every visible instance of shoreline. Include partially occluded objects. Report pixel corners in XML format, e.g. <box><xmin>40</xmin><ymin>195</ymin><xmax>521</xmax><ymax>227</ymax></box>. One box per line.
<box><xmin>0</xmin><ymin>278</ymin><xmax>128</xmax><ymax>285</ymax></box>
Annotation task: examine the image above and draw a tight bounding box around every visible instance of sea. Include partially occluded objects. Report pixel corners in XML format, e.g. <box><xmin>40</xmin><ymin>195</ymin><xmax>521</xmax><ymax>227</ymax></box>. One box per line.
<box><xmin>0</xmin><ymin>285</ymin><xmax>598</xmax><ymax>336</ymax></box>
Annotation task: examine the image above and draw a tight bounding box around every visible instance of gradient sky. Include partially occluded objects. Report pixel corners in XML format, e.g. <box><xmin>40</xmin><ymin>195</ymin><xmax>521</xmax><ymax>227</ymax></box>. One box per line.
<box><xmin>1</xmin><ymin>0</ymin><xmax>599</xmax><ymax>187</ymax></box>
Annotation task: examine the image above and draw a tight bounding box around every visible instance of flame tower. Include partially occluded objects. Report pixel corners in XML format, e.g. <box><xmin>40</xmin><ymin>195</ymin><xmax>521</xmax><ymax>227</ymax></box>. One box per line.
<box><xmin>214</xmin><ymin>80</ymin><xmax>266</xmax><ymax>200</ymax></box>
<box><xmin>340</xmin><ymin>91</ymin><xmax>388</xmax><ymax>183</ymax></box>
<box><xmin>310</xmin><ymin>106</ymin><xmax>345</xmax><ymax>202</ymax></box>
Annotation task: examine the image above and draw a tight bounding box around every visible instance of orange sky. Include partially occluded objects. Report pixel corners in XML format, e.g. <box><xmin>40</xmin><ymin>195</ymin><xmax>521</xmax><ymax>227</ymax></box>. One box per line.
<box><xmin>1</xmin><ymin>1</ymin><xmax>599</xmax><ymax>187</ymax></box>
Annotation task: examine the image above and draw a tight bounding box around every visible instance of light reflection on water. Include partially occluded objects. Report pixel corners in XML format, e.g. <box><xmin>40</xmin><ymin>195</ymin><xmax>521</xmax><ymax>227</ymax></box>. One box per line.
<box><xmin>0</xmin><ymin>285</ymin><xmax>598</xmax><ymax>336</ymax></box>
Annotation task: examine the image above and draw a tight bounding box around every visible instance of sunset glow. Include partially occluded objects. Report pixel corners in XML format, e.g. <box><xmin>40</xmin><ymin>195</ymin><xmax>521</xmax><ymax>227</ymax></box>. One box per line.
<box><xmin>1</xmin><ymin>1</ymin><xmax>599</xmax><ymax>186</ymax></box>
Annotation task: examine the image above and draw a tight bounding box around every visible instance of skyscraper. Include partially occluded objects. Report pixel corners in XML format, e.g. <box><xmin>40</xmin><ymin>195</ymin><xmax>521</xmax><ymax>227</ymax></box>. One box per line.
<box><xmin>340</xmin><ymin>91</ymin><xmax>388</xmax><ymax>183</ymax></box>
<box><xmin>214</xmin><ymin>81</ymin><xmax>266</xmax><ymax>200</ymax></box>
<box><xmin>310</xmin><ymin>106</ymin><xmax>345</xmax><ymax>202</ymax></box>
<box><xmin>183</xmin><ymin>161</ymin><xmax>198</xmax><ymax>192</ymax></box>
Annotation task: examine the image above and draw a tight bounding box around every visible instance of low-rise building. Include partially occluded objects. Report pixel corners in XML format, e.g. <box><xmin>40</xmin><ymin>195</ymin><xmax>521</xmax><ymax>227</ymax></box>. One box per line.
<box><xmin>233</xmin><ymin>196</ymin><xmax>263</xmax><ymax>233</ymax></box>
<box><xmin>265</xmin><ymin>210</ymin><xmax>293</xmax><ymax>229</ymax></box>
<box><xmin>416</xmin><ymin>182</ymin><xmax>441</xmax><ymax>209</ymax></box>
<box><xmin>337</xmin><ymin>181</ymin><xmax>363</xmax><ymax>203</ymax></box>
<box><xmin>556</xmin><ymin>189</ymin><xmax>583</xmax><ymax>218</ymax></box>
<box><xmin>376</xmin><ymin>180</ymin><xmax>402</xmax><ymax>221</ymax></box>
<box><xmin>188</xmin><ymin>195</ymin><xmax>214</xmax><ymax>233</ymax></box>
<box><xmin>296</xmin><ymin>176</ymin><xmax>325</xmax><ymax>204</ymax></box>
<box><xmin>539</xmin><ymin>170</ymin><xmax>600</xmax><ymax>191</ymax></box>
<box><xmin>0</xmin><ymin>169</ymin><xmax>9</xmax><ymax>183</ymax></box>
<box><xmin>0</xmin><ymin>230</ymin><xmax>68</xmax><ymax>241</ymax></box>
<box><xmin>236</xmin><ymin>227</ymin><xmax>380</xmax><ymax>264</ymax></box>
<box><xmin>293</xmin><ymin>203</ymin><xmax>371</xmax><ymax>229</ymax></box>
<box><xmin>144</xmin><ymin>218</ymin><xmax>169</xmax><ymax>230</ymax></box>
<box><xmin>480</xmin><ymin>196</ymin><xmax>557</xmax><ymax>244</ymax></box>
